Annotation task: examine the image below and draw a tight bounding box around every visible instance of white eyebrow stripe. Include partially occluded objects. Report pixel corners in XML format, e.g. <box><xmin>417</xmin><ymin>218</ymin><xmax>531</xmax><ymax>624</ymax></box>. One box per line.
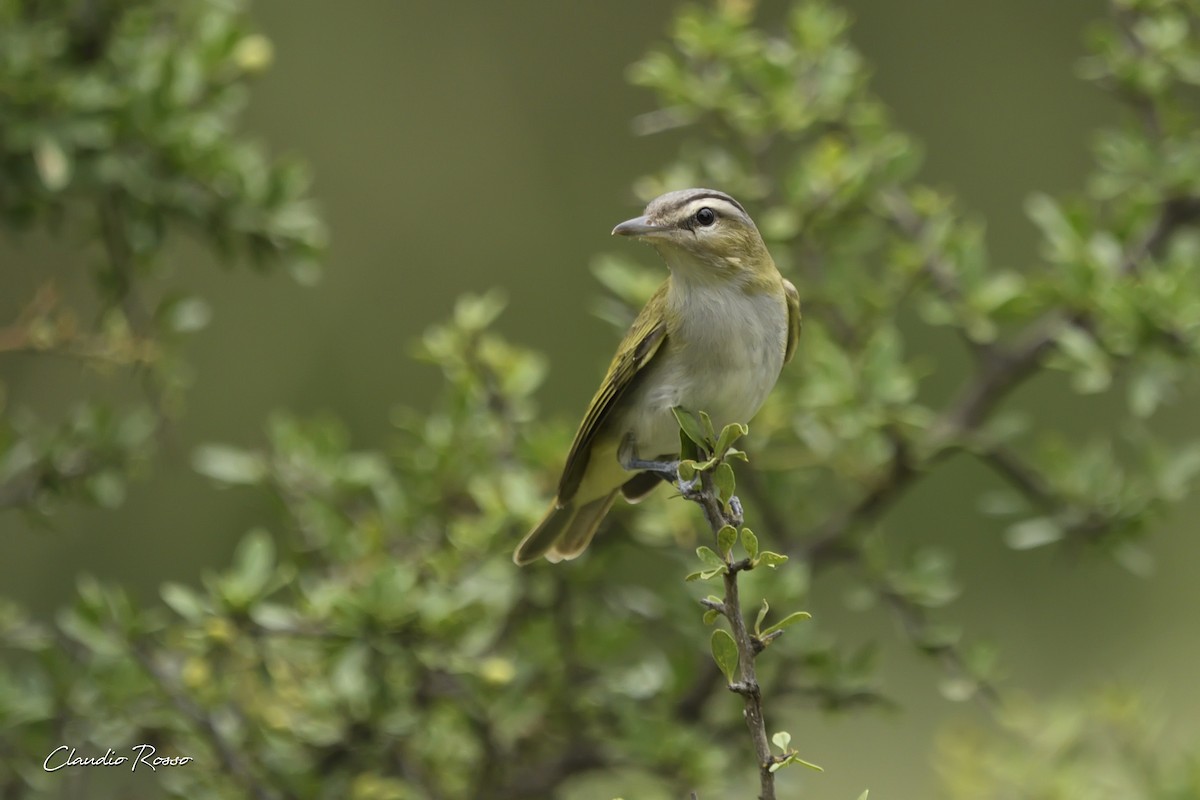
<box><xmin>679</xmin><ymin>197</ymin><xmax>744</xmax><ymax>220</ymax></box>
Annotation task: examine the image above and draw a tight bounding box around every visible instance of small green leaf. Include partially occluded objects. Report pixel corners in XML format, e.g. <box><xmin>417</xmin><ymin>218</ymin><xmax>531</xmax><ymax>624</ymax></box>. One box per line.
<box><xmin>716</xmin><ymin>422</ymin><xmax>749</xmax><ymax>455</ymax></box>
<box><xmin>696</xmin><ymin>546</ymin><xmax>724</xmax><ymax>568</ymax></box>
<box><xmin>717</xmin><ymin>525</ymin><xmax>737</xmax><ymax>559</ymax></box>
<box><xmin>796</xmin><ymin>758</ymin><xmax>824</xmax><ymax>772</ymax></box>
<box><xmin>755</xmin><ymin>598</ymin><xmax>770</xmax><ymax>635</ymax></box>
<box><xmin>678</xmin><ymin>460</ymin><xmax>697</xmax><ymax>483</ymax></box>
<box><xmin>672</xmin><ymin>407</ymin><xmax>709</xmax><ymax>449</ymax></box>
<box><xmin>761</xmin><ymin>611</ymin><xmax>812</xmax><ymax>637</ymax></box>
<box><xmin>225</xmin><ymin>529</ymin><xmax>276</xmax><ymax>605</ymax></box>
<box><xmin>758</xmin><ymin>551</ymin><xmax>789</xmax><ymax>568</ymax></box>
<box><xmin>685</xmin><ymin>571</ymin><xmax>704</xmax><ymax>583</ymax></box>
<box><xmin>161</xmin><ymin>583</ymin><xmax>205</xmax><ymax>621</ymax></box>
<box><xmin>250</xmin><ymin>603</ymin><xmax>299</xmax><ymax>631</ymax></box>
<box><xmin>741</xmin><ymin>528</ymin><xmax>759</xmax><ymax>559</ymax></box>
<box><xmin>454</xmin><ymin>291</ymin><xmax>507</xmax><ymax>331</ymax></box>
<box><xmin>162</xmin><ymin>296</ymin><xmax>213</xmax><ymax>334</ymax></box>
<box><xmin>699</xmin><ymin>410</ymin><xmax>716</xmax><ymax>443</ymax></box>
<box><xmin>710</xmin><ymin>629</ymin><xmax>739</xmax><ymax>683</ymax></box>
<box><xmin>702</xmin><ymin>609</ymin><xmax>720</xmax><ymax>625</ymax></box>
<box><xmin>679</xmin><ymin>426</ymin><xmax>701</xmax><ymax>461</ymax></box>
<box><xmin>714</xmin><ymin>462</ymin><xmax>736</xmax><ymax>506</ymax></box>
<box><xmin>192</xmin><ymin>444</ymin><xmax>267</xmax><ymax>485</ymax></box>
<box><xmin>34</xmin><ymin>136</ymin><xmax>71</xmax><ymax>191</ymax></box>
<box><xmin>1005</xmin><ymin>517</ymin><xmax>1062</xmax><ymax>550</ymax></box>
<box><xmin>772</xmin><ymin>730</ymin><xmax>791</xmax><ymax>751</ymax></box>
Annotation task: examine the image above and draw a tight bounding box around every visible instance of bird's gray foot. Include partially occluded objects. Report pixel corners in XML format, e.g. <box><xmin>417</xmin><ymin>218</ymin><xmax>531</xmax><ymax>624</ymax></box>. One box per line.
<box><xmin>618</xmin><ymin>435</ymin><xmax>695</xmax><ymax>493</ymax></box>
<box><xmin>728</xmin><ymin>495</ymin><xmax>744</xmax><ymax>527</ymax></box>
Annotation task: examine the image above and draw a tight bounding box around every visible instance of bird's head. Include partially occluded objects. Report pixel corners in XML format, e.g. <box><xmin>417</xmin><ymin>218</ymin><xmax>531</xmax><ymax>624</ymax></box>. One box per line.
<box><xmin>611</xmin><ymin>188</ymin><xmax>773</xmax><ymax>284</ymax></box>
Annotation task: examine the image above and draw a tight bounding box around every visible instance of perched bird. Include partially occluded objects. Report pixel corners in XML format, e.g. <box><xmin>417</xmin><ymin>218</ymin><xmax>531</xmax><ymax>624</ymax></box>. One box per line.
<box><xmin>513</xmin><ymin>188</ymin><xmax>800</xmax><ymax>565</ymax></box>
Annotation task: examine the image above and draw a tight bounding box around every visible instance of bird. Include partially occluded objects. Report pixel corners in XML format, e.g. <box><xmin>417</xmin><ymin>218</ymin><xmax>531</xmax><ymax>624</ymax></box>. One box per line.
<box><xmin>513</xmin><ymin>188</ymin><xmax>800</xmax><ymax>565</ymax></box>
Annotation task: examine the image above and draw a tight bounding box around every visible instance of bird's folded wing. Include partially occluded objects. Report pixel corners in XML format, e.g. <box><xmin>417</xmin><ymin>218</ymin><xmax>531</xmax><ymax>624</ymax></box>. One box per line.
<box><xmin>783</xmin><ymin>278</ymin><xmax>802</xmax><ymax>364</ymax></box>
<box><xmin>557</xmin><ymin>283</ymin><xmax>669</xmax><ymax>503</ymax></box>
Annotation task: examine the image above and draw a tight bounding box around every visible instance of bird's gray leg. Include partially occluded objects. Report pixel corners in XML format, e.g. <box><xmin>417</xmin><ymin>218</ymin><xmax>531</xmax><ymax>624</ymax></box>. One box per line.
<box><xmin>728</xmin><ymin>495</ymin><xmax>744</xmax><ymax>527</ymax></box>
<box><xmin>618</xmin><ymin>435</ymin><xmax>697</xmax><ymax>493</ymax></box>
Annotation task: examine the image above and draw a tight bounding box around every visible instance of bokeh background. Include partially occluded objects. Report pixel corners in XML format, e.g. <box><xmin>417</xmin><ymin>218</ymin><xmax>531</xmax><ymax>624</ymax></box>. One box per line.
<box><xmin>2</xmin><ymin>1</ymin><xmax>1197</xmax><ymax>797</ymax></box>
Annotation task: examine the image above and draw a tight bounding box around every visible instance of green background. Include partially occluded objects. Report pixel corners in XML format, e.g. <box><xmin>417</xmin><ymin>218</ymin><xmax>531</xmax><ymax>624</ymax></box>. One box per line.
<box><xmin>2</xmin><ymin>1</ymin><xmax>1196</xmax><ymax>797</ymax></box>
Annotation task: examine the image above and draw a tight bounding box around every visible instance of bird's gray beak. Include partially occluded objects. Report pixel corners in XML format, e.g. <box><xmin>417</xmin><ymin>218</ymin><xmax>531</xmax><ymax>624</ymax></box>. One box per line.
<box><xmin>611</xmin><ymin>215</ymin><xmax>666</xmax><ymax>238</ymax></box>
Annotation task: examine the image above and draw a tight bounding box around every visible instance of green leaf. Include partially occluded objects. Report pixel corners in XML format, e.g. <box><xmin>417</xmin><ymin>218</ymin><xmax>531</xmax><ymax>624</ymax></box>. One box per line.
<box><xmin>702</xmin><ymin>609</ymin><xmax>720</xmax><ymax>625</ymax></box>
<box><xmin>162</xmin><ymin>296</ymin><xmax>213</xmax><ymax>334</ymax></box>
<box><xmin>696</xmin><ymin>546</ymin><xmax>725</xmax><ymax>568</ymax></box>
<box><xmin>1005</xmin><ymin>517</ymin><xmax>1062</xmax><ymax>550</ymax></box>
<box><xmin>453</xmin><ymin>291</ymin><xmax>507</xmax><ymax>332</ymax></box>
<box><xmin>710</xmin><ymin>629</ymin><xmax>739</xmax><ymax>683</ymax></box>
<box><xmin>796</xmin><ymin>758</ymin><xmax>824</xmax><ymax>772</ymax></box>
<box><xmin>250</xmin><ymin>603</ymin><xmax>299</xmax><ymax>631</ymax></box>
<box><xmin>685</xmin><ymin>567</ymin><xmax>727</xmax><ymax>582</ymax></box>
<box><xmin>161</xmin><ymin>583</ymin><xmax>205</xmax><ymax>621</ymax></box>
<box><xmin>714</xmin><ymin>462</ymin><xmax>736</xmax><ymax>507</ymax></box>
<box><xmin>1026</xmin><ymin>193</ymin><xmax>1078</xmax><ymax>260</ymax></box>
<box><xmin>225</xmin><ymin>529</ymin><xmax>276</xmax><ymax>604</ymax></box>
<box><xmin>761</xmin><ymin>611</ymin><xmax>812</xmax><ymax>637</ymax></box>
<box><xmin>679</xmin><ymin>426</ymin><xmax>702</xmax><ymax>461</ymax></box>
<box><xmin>34</xmin><ymin>136</ymin><xmax>71</xmax><ymax>191</ymax></box>
<box><xmin>192</xmin><ymin>444</ymin><xmax>267</xmax><ymax>485</ymax></box>
<box><xmin>678</xmin><ymin>460</ymin><xmax>697</xmax><ymax>483</ymax></box>
<box><xmin>772</xmin><ymin>730</ymin><xmax>791</xmax><ymax>752</ymax></box>
<box><xmin>699</xmin><ymin>410</ymin><xmax>716</xmax><ymax>442</ymax></box>
<box><xmin>716</xmin><ymin>422</ymin><xmax>749</xmax><ymax>455</ymax></box>
<box><xmin>717</xmin><ymin>525</ymin><xmax>737</xmax><ymax>559</ymax></box>
<box><xmin>672</xmin><ymin>407</ymin><xmax>709</xmax><ymax>449</ymax></box>
<box><xmin>758</xmin><ymin>551</ymin><xmax>789</xmax><ymax>568</ymax></box>
<box><xmin>755</xmin><ymin>598</ymin><xmax>770</xmax><ymax>635</ymax></box>
<box><xmin>741</xmin><ymin>528</ymin><xmax>759</xmax><ymax>559</ymax></box>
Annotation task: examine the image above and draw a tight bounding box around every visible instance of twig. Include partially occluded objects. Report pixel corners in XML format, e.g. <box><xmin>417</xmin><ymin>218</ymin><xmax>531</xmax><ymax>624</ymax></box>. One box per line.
<box><xmin>977</xmin><ymin>445</ymin><xmax>1059</xmax><ymax>512</ymax></box>
<box><xmin>687</xmin><ymin>470</ymin><xmax>778</xmax><ymax>800</ymax></box>
<box><xmin>876</xmin><ymin>585</ymin><xmax>1002</xmax><ymax>713</ymax></box>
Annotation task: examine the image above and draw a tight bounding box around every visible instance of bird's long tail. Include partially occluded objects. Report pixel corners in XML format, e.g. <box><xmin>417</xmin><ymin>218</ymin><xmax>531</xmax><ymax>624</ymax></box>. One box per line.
<box><xmin>512</xmin><ymin>491</ymin><xmax>617</xmax><ymax>565</ymax></box>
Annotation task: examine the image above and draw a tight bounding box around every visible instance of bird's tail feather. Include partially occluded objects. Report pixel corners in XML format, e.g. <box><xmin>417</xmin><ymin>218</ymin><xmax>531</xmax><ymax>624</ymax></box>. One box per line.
<box><xmin>512</xmin><ymin>492</ymin><xmax>616</xmax><ymax>565</ymax></box>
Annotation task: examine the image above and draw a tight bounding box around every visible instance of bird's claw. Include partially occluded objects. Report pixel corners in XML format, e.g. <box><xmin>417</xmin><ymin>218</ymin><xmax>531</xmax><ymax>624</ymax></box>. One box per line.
<box><xmin>675</xmin><ymin>474</ymin><xmax>700</xmax><ymax>496</ymax></box>
<box><xmin>728</xmin><ymin>494</ymin><xmax>744</xmax><ymax>527</ymax></box>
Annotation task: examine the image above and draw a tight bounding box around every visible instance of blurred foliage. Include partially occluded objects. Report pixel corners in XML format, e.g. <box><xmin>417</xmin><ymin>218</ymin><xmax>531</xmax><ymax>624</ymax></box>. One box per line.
<box><xmin>0</xmin><ymin>0</ymin><xmax>325</xmax><ymax>516</ymax></box>
<box><xmin>3</xmin><ymin>0</ymin><xmax>1200</xmax><ymax>797</ymax></box>
<box><xmin>939</xmin><ymin>691</ymin><xmax>1200</xmax><ymax>800</ymax></box>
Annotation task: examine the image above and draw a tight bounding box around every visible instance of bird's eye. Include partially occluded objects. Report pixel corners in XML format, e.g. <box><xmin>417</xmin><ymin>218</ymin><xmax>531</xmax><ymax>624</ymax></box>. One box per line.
<box><xmin>695</xmin><ymin>207</ymin><xmax>716</xmax><ymax>227</ymax></box>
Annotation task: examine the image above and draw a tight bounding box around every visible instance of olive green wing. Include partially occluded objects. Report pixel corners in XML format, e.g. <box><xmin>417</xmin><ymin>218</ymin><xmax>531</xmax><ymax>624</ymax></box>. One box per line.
<box><xmin>783</xmin><ymin>278</ymin><xmax>802</xmax><ymax>364</ymax></box>
<box><xmin>557</xmin><ymin>282</ymin><xmax>669</xmax><ymax>503</ymax></box>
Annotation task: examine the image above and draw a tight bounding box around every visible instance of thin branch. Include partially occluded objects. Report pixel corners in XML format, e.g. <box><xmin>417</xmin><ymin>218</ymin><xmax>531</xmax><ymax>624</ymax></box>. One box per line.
<box><xmin>686</xmin><ymin>470</ymin><xmax>778</xmax><ymax>800</ymax></box>
<box><xmin>977</xmin><ymin>445</ymin><xmax>1059</xmax><ymax>512</ymax></box>
<box><xmin>876</xmin><ymin>585</ymin><xmax>1002</xmax><ymax>713</ymax></box>
<box><xmin>720</xmin><ymin>561</ymin><xmax>776</xmax><ymax>800</ymax></box>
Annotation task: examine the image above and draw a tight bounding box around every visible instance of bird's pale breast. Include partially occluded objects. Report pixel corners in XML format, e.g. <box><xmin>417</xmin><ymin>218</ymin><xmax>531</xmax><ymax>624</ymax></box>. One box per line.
<box><xmin>622</xmin><ymin>283</ymin><xmax>788</xmax><ymax>458</ymax></box>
